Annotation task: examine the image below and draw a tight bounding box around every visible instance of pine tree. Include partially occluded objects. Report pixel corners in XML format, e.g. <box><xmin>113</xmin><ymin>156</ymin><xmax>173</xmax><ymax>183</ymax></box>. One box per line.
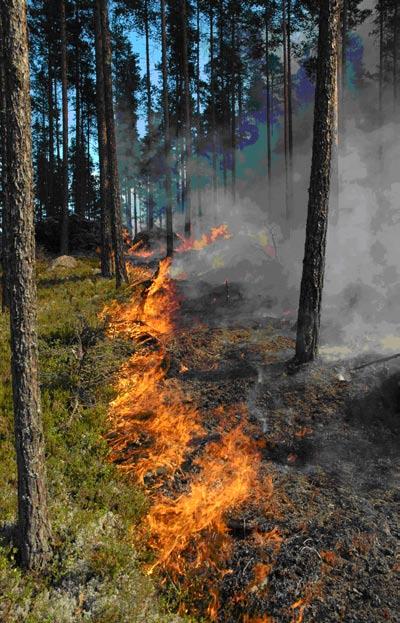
<box><xmin>1</xmin><ymin>0</ymin><xmax>52</xmax><ymax>570</ymax></box>
<box><xmin>295</xmin><ymin>0</ymin><xmax>341</xmax><ymax>364</ymax></box>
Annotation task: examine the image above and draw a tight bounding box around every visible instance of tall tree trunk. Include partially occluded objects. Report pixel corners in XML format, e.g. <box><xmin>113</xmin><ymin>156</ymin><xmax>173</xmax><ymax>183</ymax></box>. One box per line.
<box><xmin>209</xmin><ymin>5</ymin><xmax>217</xmax><ymax>202</ymax></box>
<box><xmin>75</xmin><ymin>23</ymin><xmax>84</xmax><ymax>217</ymax></box>
<box><xmin>282</xmin><ymin>0</ymin><xmax>293</xmax><ymax>220</ymax></box>
<box><xmin>160</xmin><ymin>0</ymin><xmax>173</xmax><ymax>256</ymax></box>
<box><xmin>60</xmin><ymin>0</ymin><xmax>69</xmax><ymax>254</ymax></box>
<box><xmin>94</xmin><ymin>0</ymin><xmax>112</xmax><ymax>277</ymax></box>
<box><xmin>378</xmin><ymin>0</ymin><xmax>384</xmax><ymax>170</ymax></box>
<box><xmin>295</xmin><ymin>0</ymin><xmax>340</xmax><ymax>364</ymax></box>
<box><xmin>265</xmin><ymin>10</ymin><xmax>272</xmax><ymax>208</ymax></box>
<box><xmin>230</xmin><ymin>3</ymin><xmax>236</xmax><ymax>203</ymax></box>
<box><xmin>133</xmin><ymin>187</ymin><xmax>138</xmax><ymax>237</ymax></box>
<box><xmin>340</xmin><ymin>0</ymin><xmax>347</xmax><ymax>122</ymax></box>
<box><xmin>196</xmin><ymin>0</ymin><xmax>202</xmax><ymax>219</ymax></box>
<box><xmin>47</xmin><ymin>49</ymin><xmax>55</xmax><ymax>217</ymax></box>
<box><xmin>181</xmin><ymin>0</ymin><xmax>192</xmax><ymax>237</ymax></box>
<box><xmin>98</xmin><ymin>0</ymin><xmax>128</xmax><ymax>287</ymax></box>
<box><xmin>218</xmin><ymin>0</ymin><xmax>228</xmax><ymax>196</ymax></box>
<box><xmin>144</xmin><ymin>0</ymin><xmax>154</xmax><ymax>231</ymax></box>
<box><xmin>1</xmin><ymin>0</ymin><xmax>52</xmax><ymax>569</ymax></box>
<box><xmin>0</xmin><ymin>8</ymin><xmax>9</xmax><ymax>310</ymax></box>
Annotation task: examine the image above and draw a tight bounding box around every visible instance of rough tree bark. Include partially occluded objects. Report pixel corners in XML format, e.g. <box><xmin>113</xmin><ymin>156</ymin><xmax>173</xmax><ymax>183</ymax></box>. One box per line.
<box><xmin>59</xmin><ymin>0</ymin><xmax>69</xmax><ymax>254</ymax></box>
<box><xmin>295</xmin><ymin>0</ymin><xmax>341</xmax><ymax>364</ymax></box>
<box><xmin>0</xmin><ymin>8</ymin><xmax>9</xmax><ymax>311</ymax></box>
<box><xmin>98</xmin><ymin>0</ymin><xmax>128</xmax><ymax>288</ymax></box>
<box><xmin>94</xmin><ymin>0</ymin><xmax>112</xmax><ymax>277</ymax></box>
<box><xmin>160</xmin><ymin>0</ymin><xmax>174</xmax><ymax>256</ymax></box>
<box><xmin>1</xmin><ymin>0</ymin><xmax>52</xmax><ymax>569</ymax></box>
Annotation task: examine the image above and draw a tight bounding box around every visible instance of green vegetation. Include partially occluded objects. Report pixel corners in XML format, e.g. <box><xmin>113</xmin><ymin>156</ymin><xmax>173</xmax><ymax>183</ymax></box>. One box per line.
<box><xmin>0</xmin><ymin>258</ymin><xmax>184</xmax><ymax>623</ymax></box>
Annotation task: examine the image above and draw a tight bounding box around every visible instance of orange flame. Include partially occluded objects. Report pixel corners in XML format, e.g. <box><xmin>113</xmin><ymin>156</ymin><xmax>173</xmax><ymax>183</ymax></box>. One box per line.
<box><xmin>175</xmin><ymin>224</ymin><xmax>231</xmax><ymax>253</ymax></box>
<box><xmin>103</xmin><ymin>252</ymin><xmax>276</xmax><ymax>619</ymax></box>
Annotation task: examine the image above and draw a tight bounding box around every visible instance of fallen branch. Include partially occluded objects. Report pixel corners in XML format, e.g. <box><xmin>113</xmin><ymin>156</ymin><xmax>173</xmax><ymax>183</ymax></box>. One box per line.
<box><xmin>352</xmin><ymin>352</ymin><xmax>400</xmax><ymax>371</ymax></box>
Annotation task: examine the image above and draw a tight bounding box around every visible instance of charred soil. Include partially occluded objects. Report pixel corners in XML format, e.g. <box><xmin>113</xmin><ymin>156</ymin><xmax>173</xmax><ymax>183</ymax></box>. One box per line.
<box><xmin>106</xmin><ymin>265</ymin><xmax>400</xmax><ymax>623</ymax></box>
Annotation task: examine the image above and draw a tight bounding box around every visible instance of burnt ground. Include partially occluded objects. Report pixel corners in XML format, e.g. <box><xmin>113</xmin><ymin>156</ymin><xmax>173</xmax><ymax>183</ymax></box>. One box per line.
<box><xmin>161</xmin><ymin>279</ymin><xmax>400</xmax><ymax>622</ymax></box>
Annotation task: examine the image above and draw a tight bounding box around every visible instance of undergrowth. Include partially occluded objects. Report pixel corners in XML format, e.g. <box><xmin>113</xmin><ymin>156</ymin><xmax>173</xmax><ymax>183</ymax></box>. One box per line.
<box><xmin>0</xmin><ymin>257</ymin><xmax>188</xmax><ymax>623</ymax></box>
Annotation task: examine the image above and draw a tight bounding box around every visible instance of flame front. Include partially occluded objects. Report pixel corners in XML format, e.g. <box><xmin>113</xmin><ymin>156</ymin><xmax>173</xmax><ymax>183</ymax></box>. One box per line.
<box><xmin>103</xmin><ymin>252</ymin><xmax>279</xmax><ymax>620</ymax></box>
<box><xmin>175</xmin><ymin>223</ymin><xmax>231</xmax><ymax>253</ymax></box>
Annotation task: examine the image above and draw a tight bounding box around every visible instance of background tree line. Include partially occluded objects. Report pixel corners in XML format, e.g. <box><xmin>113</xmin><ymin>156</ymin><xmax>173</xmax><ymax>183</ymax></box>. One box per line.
<box><xmin>2</xmin><ymin>0</ymin><xmax>399</xmax><ymax>271</ymax></box>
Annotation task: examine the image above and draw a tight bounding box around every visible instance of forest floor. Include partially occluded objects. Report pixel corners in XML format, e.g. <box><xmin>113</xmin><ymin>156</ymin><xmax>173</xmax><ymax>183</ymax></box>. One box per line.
<box><xmin>1</xmin><ymin>257</ymin><xmax>399</xmax><ymax>623</ymax></box>
<box><xmin>170</xmin><ymin>279</ymin><xmax>400</xmax><ymax>622</ymax></box>
<box><xmin>0</xmin><ymin>258</ymin><xmax>187</xmax><ymax>623</ymax></box>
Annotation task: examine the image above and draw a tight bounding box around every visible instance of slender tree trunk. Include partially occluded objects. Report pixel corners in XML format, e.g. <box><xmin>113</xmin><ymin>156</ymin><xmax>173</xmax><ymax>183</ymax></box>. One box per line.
<box><xmin>144</xmin><ymin>0</ymin><xmax>154</xmax><ymax>231</ymax></box>
<box><xmin>133</xmin><ymin>187</ymin><xmax>138</xmax><ymax>237</ymax></box>
<box><xmin>75</xmin><ymin>28</ymin><xmax>84</xmax><ymax>217</ymax></box>
<box><xmin>282</xmin><ymin>0</ymin><xmax>293</xmax><ymax>220</ymax></box>
<box><xmin>60</xmin><ymin>0</ymin><xmax>69</xmax><ymax>254</ymax></box>
<box><xmin>230</xmin><ymin>4</ymin><xmax>237</xmax><ymax>203</ymax></box>
<box><xmin>196</xmin><ymin>0</ymin><xmax>202</xmax><ymax>219</ymax></box>
<box><xmin>218</xmin><ymin>0</ymin><xmax>228</xmax><ymax>196</ymax></box>
<box><xmin>287</xmin><ymin>0</ymin><xmax>293</xmax><ymax>169</ymax></box>
<box><xmin>1</xmin><ymin>0</ymin><xmax>52</xmax><ymax>569</ymax></box>
<box><xmin>181</xmin><ymin>0</ymin><xmax>192</xmax><ymax>237</ymax></box>
<box><xmin>265</xmin><ymin>10</ymin><xmax>272</xmax><ymax>208</ymax></box>
<box><xmin>54</xmin><ymin>79</ymin><xmax>61</xmax><ymax>163</ymax></box>
<box><xmin>98</xmin><ymin>0</ymin><xmax>128</xmax><ymax>287</ymax></box>
<box><xmin>210</xmin><ymin>5</ymin><xmax>217</xmax><ymax>202</ymax></box>
<box><xmin>378</xmin><ymin>0</ymin><xmax>384</xmax><ymax>170</ymax></box>
<box><xmin>295</xmin><ymin>0</ymin><xmax>340</xmax><ymax>364</ymax></box>
<box><xmin>94</xmin><ymin>1</ymin><xmax>112</xmax><ymax>277</ymax></box>
<box><xmin>160</xmin><ymin>0</ymin><xmax>173</xmax><ymax>256</ymax></box>
<box><xmin>47</xmin><ymin>49</ymin><xmax>55</xmax><ymax>217</ymax></box>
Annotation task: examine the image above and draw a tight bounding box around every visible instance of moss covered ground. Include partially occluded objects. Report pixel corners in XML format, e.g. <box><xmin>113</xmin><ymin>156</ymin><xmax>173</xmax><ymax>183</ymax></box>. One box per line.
<box><xmin>0</xmin><ymin>258</ymin><xmax>188</xmax><ymax>623</ymax></box>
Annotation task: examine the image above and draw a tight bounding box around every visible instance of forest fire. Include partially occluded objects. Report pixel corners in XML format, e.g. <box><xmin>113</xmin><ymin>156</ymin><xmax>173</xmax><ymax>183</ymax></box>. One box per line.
<box><xmin>102</xmin><ymin>257</ymin><xmax>279</xmax><ymax>620</ymax></box>
<box><xmin>175</xmin><ymin>223</ymin><xmax>231</xmax><ymax>253</ymax></box>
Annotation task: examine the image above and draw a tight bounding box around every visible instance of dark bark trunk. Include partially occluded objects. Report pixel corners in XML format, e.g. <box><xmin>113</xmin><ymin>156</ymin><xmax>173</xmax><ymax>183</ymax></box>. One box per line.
<box><xmin>295</xmin><ymin>0</ymin><xmax>340</xmax><ymax>364</ymax></box>
<box><xmin>74</xmin><ymin>23</ymin><xmax>84</xmax><ymax>218</ymax></box>
<box><xmin>160</xmin><ymin>0</ymin><xmax>173</xmax><ymax>256</ymax></box>
<box><xmin>133</xmin><ymin>187</ymin><xmax>138</xmax><ymax>237</ymax></box>
<box><xmin>210</xmin><ymin>5</ymin><xmax>217</xmax><ymax>202</ymax></box>
<box><xmin>47</xmin><ymin>49</ymin><xmax>55</xmax><ymax>217</ymax></box>
<box><xmin>0</xmin><ymin>8</ymin><xmax>9</xmax><ymax>310</ymax></box>
<box><xmin>94</xmin><ymin>0</ymin><xmax>112</xmax><ymax>277</ymax></box>
<box><xmin>60</xmin><ymin>0</ymin><xmax>69</xmax><ymax>254</ymax></box>
<box><xmin>265</xmin><ymin>11</ymin><xmax>272</xmax><ymax>207</ymax></box>
<box><xmin>341</xmin><ymin>0</ymin><xmax>347</xmax><ymax>114</ymax></box>
<box><xmin>98</xmin><ymin>0</ymin><xmax>128</xmax><ymax>287</ymax></box>
<box><xmin>1</xmin><ymin>0</ymin><xmax>52</xmax><ymax>570</ymax></box>
<box><xmin>181</xmin><ymin>0</ymin><xmax>192</xmax><ymax>237</ymax></box>
<box><xmin>378</xmin><ymin>0</ymin><xmax>384</xmax><ymax>170</ymax></box>
<box><xmin>230</xmin><ymin>3</ymin><xmax>236</xmax><ymax>204</ymax></box>
<box><xmin>144</xmin><ymin>0</ymin><xmax>154</xmax><ymax>231</ymax></box>
<box><xmin>282</xmin><ymin>0</ymin><xmax>293</xmax><ymax>219</ymax></box>
<box><xmin>196</xmin><ymin>0</ymin><xmax>202</xmax><ymax>219</ymax></box>
<box><xmin>54</xmin><ymin>79</ymin><xmax>61</xmax><ymax>163</ymax></box>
